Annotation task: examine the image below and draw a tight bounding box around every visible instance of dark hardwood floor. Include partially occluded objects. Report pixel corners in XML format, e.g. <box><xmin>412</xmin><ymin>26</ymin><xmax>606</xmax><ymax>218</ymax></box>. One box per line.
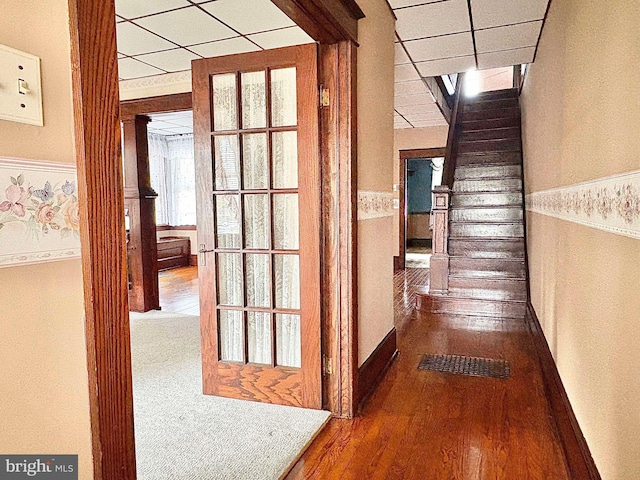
<box><xmin>156</xmin><ymin>265</ymin><xmax>571</xmax><ymax>478</ymax></box>
<box><xmin>285</xmin><ymin>268</ymin><xmax>570</xmax><ymax>480</ymax></box>
<box><xmin>157</xmin><ymin>265</ymin><xmax>199</xmax><ymax>315</ymax></box>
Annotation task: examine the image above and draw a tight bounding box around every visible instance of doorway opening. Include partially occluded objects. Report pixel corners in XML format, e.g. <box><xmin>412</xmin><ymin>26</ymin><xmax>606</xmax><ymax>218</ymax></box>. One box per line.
<box><xmin>398</xmin><ymin>148</ymin><xmax>446</xmax><ymax>271</ymax></box>
<box><xmin>147</xmin><ymin>110</ymin><xmax>200</xmax><ymax>316</ymax></box>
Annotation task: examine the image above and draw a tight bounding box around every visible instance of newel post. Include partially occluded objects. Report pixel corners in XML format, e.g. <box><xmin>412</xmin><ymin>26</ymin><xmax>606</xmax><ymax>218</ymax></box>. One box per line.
<box><xmin>430</xmin><ymin>185</ymin><xmax>451</xmax><ymax>294</ymax></box>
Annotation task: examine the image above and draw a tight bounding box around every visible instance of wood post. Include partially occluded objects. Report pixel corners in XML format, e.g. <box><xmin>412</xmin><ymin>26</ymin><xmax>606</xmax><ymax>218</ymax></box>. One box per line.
<box><xmin>122</xmin><ymin>114</ymin><xmax>160</xmax><ymax>312</ymax></box>
<box><xmin>429</xmin><ymin>185</ymin><xmax>451</xmax><ymax>294</ymax></box>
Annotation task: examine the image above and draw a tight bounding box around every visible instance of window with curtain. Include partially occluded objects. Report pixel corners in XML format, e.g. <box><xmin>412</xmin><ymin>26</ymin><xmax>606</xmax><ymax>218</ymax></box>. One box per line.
<box><xmin>148</xmin><ymin>133</ymin><xmax>196</xmax><ymax>226</ymax></box>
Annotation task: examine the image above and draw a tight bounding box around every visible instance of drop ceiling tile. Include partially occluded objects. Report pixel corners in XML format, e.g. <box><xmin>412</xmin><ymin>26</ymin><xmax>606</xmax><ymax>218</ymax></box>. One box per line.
<box><xmin>116</xmin><ymin>22</ymin><xmax>176</xmax><ymax>56</ymax></box>
<box><xmin>135</xmin><ymin>48</ymin><xmax>200</xmax><ymax>72</ymax></box>
<box><xmin>471</xmin><ymin>0</ymin><xmax>548</xmax><ymax>29</ymax></box>
<box><xmin>189</xmin><ymin>37</ymin><xmax>260</xmax><ymax>57</ymax></box>
<box><xmin>477</xmin><ymin>46</ymin><xmax>535</xmax><ymax>70</ymax></box>
<box><xmin>397</xmin><ymin>103</ymin><xmax>441</xmax><ymax>115</ymax></box>
<box><xmin>248</xmin><ymin>27</ymin><xmax>314</xmax><ymax>50</ymax></box>
<box><xmin>201</xmin><ymin>0</ymin><xmax>294</xmax><ymax>34</ymax></box>
<box><xmin>401</xmin><ymin>110</ymin><xmax>444</xmax><ymax>120</ymax></box>
<box><xmin>164</xmin><ymin>112</ymin><xmax>193</xmax><ymax>127</ymax></box>
<box><xmin>395</xmin><ymin>43</ymin><xmax>411</xmax><ymax>65</ymax></box>
<box><xmin>416</xmin><ymin>55</ymin><xmax>476</xmax><ymax>77</ymax></box>
<box><xmin>404</xmin><ymin>32</ymin><xmax>474</xmax><ymax>63</ymax></box>
<box><xmin>389</xmin><ymin>0</ymin><xmax>445</xmax><ymax>8</ymax></box>
<box><xmin>115</xmin><ymin>0</ymin><xmax>189</xmax><ymax>19</ymax></box>
<box><xmin>135</xmin><ymin>7</ymin><xmax>236</xmax><ymax>46</ymax></box>
<box><xmin>475</xmin><ymin>21</ymin><xmax>542</xmax><ymax>53</ymax></box>
<box><xmin>395</xmin><ymin>0</ymin><xmax>471</xmax><ymax>41</ymax></box>
<box><xmin>395</xmin><ymin>80</ymin><xmax>429</xmax><ymax>96</ymax></box>
<box><xmin>118</xmin><ymin>58</ymin><xmax>165</xmax><ymax>80</ymax></box>
<box><xmin>412</xmin><ymin>119</ymin><xmax>447</xmax><ymax>127</ymax></box>
<box><xmin>149</xmin><ymin>120</ymin><xmax>180</xmax><ymax>129</ymax></box>
<box><xmin>394</xmin><ymin>93</ymin><xmax>434</xmax><ymax>107</ymax></box>
<box><xmin>395</xmin><ymin>64</ymin><xmax>420</xmax><ymax>83</ymax></box>
<box><xmin>165</xmin><ymin>126</ymin><xmax>193</xmax><ymax>134</ymax></box>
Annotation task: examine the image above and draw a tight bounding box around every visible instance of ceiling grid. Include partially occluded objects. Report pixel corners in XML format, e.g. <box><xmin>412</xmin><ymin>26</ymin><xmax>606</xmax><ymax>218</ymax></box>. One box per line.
<box><xmin>393</xmin><ymin>0</ymin><xmax>550</xmax><ymax>129</ymax></box>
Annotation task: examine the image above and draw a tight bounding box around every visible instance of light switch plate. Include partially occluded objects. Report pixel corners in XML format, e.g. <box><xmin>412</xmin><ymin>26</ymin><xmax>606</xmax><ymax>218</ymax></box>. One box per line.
<box><xmin>0</xmin><ymin>44</ymin><xmax>43</xmax><ymax>126</ymax></box>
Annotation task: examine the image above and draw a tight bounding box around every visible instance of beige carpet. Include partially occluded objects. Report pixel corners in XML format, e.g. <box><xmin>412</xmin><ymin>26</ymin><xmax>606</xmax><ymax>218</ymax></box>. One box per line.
<box><xmin>129</xmin><ymin>310</ymin><xmax>330</xmax><ymax>480</ymax></box>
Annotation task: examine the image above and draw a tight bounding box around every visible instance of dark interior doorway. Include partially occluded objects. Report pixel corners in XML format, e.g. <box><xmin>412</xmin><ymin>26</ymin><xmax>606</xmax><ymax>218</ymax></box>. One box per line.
<box><xmin>396</xmin><ymin>147</ymin><xmax>446</xmax><ymax>271</ymax></box>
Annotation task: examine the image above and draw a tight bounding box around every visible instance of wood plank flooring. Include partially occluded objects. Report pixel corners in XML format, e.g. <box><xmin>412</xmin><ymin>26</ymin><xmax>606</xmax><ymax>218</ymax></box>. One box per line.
<box><xmin>157</xmin><ymin>265</ymin><xmax>199</xmax><ymax>315</ymax></box>
<box><xmin>285</xmin><ymin>268</ymin><xmax>570</xmax><ymax>480</ymax></box>
<box><xmin>157</xmin><ymin>265</ymin><xmax>570</xmax><ymax>479</ymax></box>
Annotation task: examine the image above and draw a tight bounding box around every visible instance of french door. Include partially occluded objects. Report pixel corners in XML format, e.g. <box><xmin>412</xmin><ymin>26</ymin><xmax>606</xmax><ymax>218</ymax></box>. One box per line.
<box><xmin>192</xmin><ymin>45</ymin><xmax>322</xmax><ymax>409</ymax></box>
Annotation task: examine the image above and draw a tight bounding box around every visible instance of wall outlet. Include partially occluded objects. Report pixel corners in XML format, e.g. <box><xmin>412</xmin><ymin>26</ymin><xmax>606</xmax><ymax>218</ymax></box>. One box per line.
<box><xmin>0</xmin><ymin>44</ymin><xmax>43</xmax><ymax>126</ymax></box>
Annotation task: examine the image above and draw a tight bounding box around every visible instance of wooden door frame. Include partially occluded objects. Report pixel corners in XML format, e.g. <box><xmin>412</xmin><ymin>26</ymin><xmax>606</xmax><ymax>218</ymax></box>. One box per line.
<box><xmin>396</xmin><ymin>148</ymin><xmax>446</xmax><ymax>271</ymax></box>
<box><xmin>69</xmin><ymin>0</ymin><xmax>363</xmax><ymax>477</ymax></box>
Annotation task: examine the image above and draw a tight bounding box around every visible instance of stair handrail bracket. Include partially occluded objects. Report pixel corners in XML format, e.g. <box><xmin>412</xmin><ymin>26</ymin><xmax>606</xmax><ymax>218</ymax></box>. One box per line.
<box><xmin>429</xmin><ymin>185</ymin><xmax>451</xmax><ymax>295</ymax></box>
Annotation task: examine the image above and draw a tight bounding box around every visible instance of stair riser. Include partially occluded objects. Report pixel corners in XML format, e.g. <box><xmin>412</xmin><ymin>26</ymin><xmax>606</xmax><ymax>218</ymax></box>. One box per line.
<box><xmin>450</xmin><ymin>258</ymin><xmax>526</xmax><ymax>278</ymax></box>
<box><xmin>417</xmin><ymin>295</ymin><xmax>527</xmax><ymax>318</ymax></box>
<box><xmin>455</xmin><ymin>165</ymin><xmax>521</xmax><ymax>179</ymax></box>
<box><xmin>458</xmin><ymin>138</ymin><xmax>521</xmax><ymax>154</ymax></box>
<box><xmin>462</xmin><ymin>117</ymin><xmax>520</xmax><ymax>131</ymax></box>
<box><xmin>449</xmin><ymin>240</ymin><xmax>525</xmax><ymax>259</ymax></box>
<box><xmin>452</xmin><ymin>192</ymin><xmax>523</xmax><ymax>207</ymax></box>
<box><xmin>454</xmin><ymin>178</ymin><xmax>522</xmax><ymax>192</ymax></box>
<box><xmin>448</xmin><ymin>288</ymin><xmax>527</xmax><ymax>302</ymax></box>
<box><xmin>450</xmin><ymin>208</ymin><xmax>523</xmax><ymax>222</ymax></box>
<box><xmin>463</xmin><ymin>108</ymin><xmax>519</xmax><ymax>121</ymax></box>
<box><xmin>460</xmin><ymin>127</ymin><xmax>520</xmax><ymax>142</ymax></box>
<box><xmin>450</xmin><ymin>223</ymin><xmax>524</xmax><ymax>237</ymax></box>
<box><xmin>464</xmin><ymin>99</ymin><xmax>519</xmax><ymax>112</ymax></box>
<box><xmin>475</xmin><ymin>89</ymin><xmax>519</xmax><ymax>101</ymax></box>
<box><xmin>457</xmin><ymin>151</ymin><xmax>522</xmax><ymax>166</ymax></box>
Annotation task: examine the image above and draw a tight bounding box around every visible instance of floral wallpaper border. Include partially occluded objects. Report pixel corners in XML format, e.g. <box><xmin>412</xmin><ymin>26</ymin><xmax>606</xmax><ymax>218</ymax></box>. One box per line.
<box><xmin>525</xmin><ymin>169</ymin><xmax>640</xmax><ymax>240</ymax></box>
<box><xmin>358</xmin><ymin>190</ymin><xmax>395</xmax><ymax>221</ymax></box>
<box><xmin>0</xmin><ymin>157</ymin><xmax>81</xmax><ymax>268</ymax></box>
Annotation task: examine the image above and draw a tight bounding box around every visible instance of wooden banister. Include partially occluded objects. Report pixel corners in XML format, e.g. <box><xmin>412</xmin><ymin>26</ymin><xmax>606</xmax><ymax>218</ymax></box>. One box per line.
<box><xmin>441</xmin><ymin>71</ymin><xmax>465</xmax><ymax>190</ymax></box>
<box><xmin>429</xmin><ymin>72</ymin><xmax>465</xmax><ymax>295</ymax></box>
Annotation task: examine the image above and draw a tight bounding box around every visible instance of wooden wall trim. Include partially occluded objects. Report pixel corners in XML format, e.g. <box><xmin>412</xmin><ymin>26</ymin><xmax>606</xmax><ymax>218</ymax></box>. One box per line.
<box><xmin>358</xmin><ymin>328</ymin><xmax>397</xmax><ymax>410</ymax></box>
<box><xmin>526</xmin><ymin>303</ymin><xmax>602</xmax><ymax>480</ymax></box>
<box><xmin>156</xmin><ymin>224</ymin><xmax>197</xmax><ymax>231</ymax></box>
<box><xmin>397</xmin><ymin>147</ymin><xmax>447</xmax><ymax>271</ymax></box>
<box><xmin>272</xmin><ymin>0</ymin><xmax>365</xmax><ymax>44</ymax></box>
<box><xmin>68</xmin><ymin>0</ymin><xmax>136</xmax><ymax>478</ymax></box>
<box><xmin>120</xmin><ymin>92</ymin><xmax>192</xmax><ymax>118</ymax></box>
<box><xmin>319</xmin><ymin>41</ymin><xmax>359</xmax><ymax>418</ymax></box>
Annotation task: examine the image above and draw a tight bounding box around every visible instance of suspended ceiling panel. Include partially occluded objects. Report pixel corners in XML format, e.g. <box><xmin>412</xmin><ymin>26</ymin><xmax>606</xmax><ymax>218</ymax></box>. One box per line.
<box><xmin>393</xmin><ymin>0</ymin><xmax>550</xmax><ymax>129</ymax></box>
<box><xmin>115</xmin><ymin>0</ymin><xmax>314</xmax><ymax>81</ymax></box>
<box><xmin>148</xmin><ymin>110</ymin><xmax>193</xmax><ymax>136</ymax></box>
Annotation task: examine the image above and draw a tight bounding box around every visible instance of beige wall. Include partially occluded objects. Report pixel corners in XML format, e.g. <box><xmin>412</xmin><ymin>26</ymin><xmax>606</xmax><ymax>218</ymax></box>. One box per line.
<box><xmin>521</xmin><ymin>0</ymin><xmax>640</xmax><ymax>478</ymax></box>
<box><xmin>356</xmin><ymin>0</ymin><xmax>396</xmax><ymax>365</ymax></box>
<box><xmin>393</xmin><ymin>126</ymin><xmax>448</xmax><ymax>255</ymax></box>
<box><xmin>0</xmin><ymin>1</ymin><xmax>93</xmax><ymax>478</ymax></box>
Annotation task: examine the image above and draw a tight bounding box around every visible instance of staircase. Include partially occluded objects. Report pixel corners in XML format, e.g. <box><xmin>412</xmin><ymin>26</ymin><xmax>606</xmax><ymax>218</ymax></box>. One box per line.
<box><xmin>418</xmin><ymin>88</ymin><xmax>528</xmax><ymax>318</ymax></box>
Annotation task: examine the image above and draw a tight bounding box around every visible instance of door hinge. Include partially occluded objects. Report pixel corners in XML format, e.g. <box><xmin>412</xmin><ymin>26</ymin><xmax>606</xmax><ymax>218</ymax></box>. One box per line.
<box><xmin>320</xmin><ymin>86</ymin><xmax>330</xmax><ymax>107</ymax></box>
<box><xmin>322</xmin><ymin>355</ymin><xmax>333</xmax><ymax>376</ymax></box>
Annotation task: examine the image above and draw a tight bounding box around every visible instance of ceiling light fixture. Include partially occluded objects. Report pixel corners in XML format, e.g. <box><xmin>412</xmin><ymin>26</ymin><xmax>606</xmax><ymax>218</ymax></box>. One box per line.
<box><xmin>464</xmin><ymin>68</ymin><xmax>481</xmax><ymax>98</ymax></box>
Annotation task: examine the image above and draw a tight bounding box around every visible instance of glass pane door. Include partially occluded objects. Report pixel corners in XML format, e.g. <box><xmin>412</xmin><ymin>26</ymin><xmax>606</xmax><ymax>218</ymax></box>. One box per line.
<box><xmin>211</xmin><ymin>67</ymin><xmax>301</xmax><ymax>368</ymax></box>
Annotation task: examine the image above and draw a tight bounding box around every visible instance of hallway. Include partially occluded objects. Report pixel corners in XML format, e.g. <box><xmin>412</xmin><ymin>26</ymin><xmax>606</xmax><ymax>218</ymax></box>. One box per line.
<box><xmin>285</xmin><ymin>268</ymin><xmax>571</xmax><ymax>479</ymax></box>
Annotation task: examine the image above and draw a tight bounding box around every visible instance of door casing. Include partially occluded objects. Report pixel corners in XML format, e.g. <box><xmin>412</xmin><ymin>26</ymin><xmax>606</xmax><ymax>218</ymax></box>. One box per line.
<box><xmin>69</xmin><ymin>0</ymin><xmax>363</xmax><ymax>477</ymax></box>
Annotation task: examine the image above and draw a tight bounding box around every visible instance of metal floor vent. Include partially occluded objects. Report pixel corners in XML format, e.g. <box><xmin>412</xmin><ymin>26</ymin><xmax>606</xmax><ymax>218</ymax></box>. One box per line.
<box><xmin>418</xmin><ymin>354</ymin><xmax>511</xmax><ymax>379</ymax></box>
